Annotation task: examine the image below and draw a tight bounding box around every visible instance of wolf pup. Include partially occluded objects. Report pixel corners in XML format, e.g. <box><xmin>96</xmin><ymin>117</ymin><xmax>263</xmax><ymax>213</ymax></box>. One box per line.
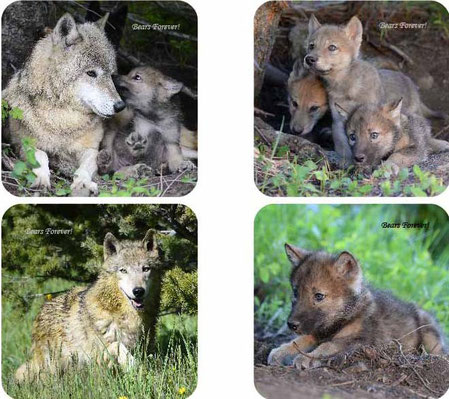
<box><xmin>98</xmin><ymin>66</ymin><xmax>195</xmax><ymax>175</ymax></box>
<box><xmin>304</xmin><ymin>15</ymin><xmax>443</xmax><ymax>160</ymax></box>
<box><xmin>2</xmin><ymin>13</ymin><xmax>124</xmax><ymax>194</ymax></box>
<box><xmin>268</xmin><ymin>244</ymin><xmax>447</xmax><ymax>369</ymax></box>
<box><xmin>15</xmin><ymin>230</ymin><xmax>165</xmax><ymax>382</ymax></box>
<box><xmin>337</xmin><ymin>99</ymin><xmax>449</xmax><ymax>173</ymax></box>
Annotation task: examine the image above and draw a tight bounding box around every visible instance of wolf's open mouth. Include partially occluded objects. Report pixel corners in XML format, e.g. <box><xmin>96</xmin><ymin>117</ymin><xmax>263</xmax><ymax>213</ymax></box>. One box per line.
<box><xmin>121</xmin><ymin>289</ymin><xmax>145</xmax><ymax>311</ymax></box>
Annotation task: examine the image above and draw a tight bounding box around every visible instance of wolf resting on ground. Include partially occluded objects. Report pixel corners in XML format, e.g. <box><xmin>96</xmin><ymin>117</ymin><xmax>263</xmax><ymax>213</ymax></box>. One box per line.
<box><xmin>2</xmin><ymin>13</ymin><xmax>124</xmax><ymax>194</ymax></box>
<box><xmin>15</xmin><ymin>229</ymin><xmax>165</xmax><ymax>382</ymax></box>
<box><xmin>337</xmin><ymin>98</ymin><xmax>449</xmax><ymax>173</ymax></box>
<box><xmin>268</xmin><ymin>245</ymin><xmax>447</xmax><ymax>369</ymax></box>
<box><xmin>98</xmin><ymin>66</ymin><xmax>196</xmax><ymax>175</ymax></box>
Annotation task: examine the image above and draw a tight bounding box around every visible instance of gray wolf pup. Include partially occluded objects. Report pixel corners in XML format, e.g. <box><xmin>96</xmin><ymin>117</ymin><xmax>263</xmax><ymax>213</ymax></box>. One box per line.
<box><xmin>2</xmin><ymin>13</ymin><xmax>124</xmax><ymax>194</ymax></box>
<box><xmin>304</xmin><ymin>14</ymin><xmax>443</xmax><ymax>160</ymax></box>
<box><xmin>98</xmin><ymin>66</ymin><xmax>196</xmax><ymax>175</ymax></box>
<box><xmin>337</xmin><ymin>98</ymin><xmax>449</xmax><ymax>173</ymax></box>
<box><xmin>15</xmin><ymin>229</ymin><xmax>165</xmax><ymax>382</ymax></box>
<box><xmin>268</xmin><ymin>244</ymin><xmax>447</xmax><ymax>369</ymax></box>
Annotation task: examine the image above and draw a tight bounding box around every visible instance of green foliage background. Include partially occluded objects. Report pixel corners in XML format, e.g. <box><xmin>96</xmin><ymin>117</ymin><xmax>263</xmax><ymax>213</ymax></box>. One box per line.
<box><xmin>2</xmin><ymin>204</ymin><xmax>197</xmax><ymax>397</ymax></box>
<box><xmin>254</xmin><ymin>205</ymin><xmax>449</xmax><ymax>336</ymax></box>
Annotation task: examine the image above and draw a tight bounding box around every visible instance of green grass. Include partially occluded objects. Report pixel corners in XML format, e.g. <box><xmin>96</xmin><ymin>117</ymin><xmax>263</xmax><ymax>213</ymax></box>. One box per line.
<box><xmin>2</xmin><ymin>278</ymin><xmax>197</xmax><ymax>399</ymax></box>
<box><xmin>254</xmin><ymin>205</ymin><xmax>449</xmax><ymax>336</ymax></box>
<box><xmin>256</xmin><ymin>146</ymin><xmax>446</xmax><ymax>197</ymax></box>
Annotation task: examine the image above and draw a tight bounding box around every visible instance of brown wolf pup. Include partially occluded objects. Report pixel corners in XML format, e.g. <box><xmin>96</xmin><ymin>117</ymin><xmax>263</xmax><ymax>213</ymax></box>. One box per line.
<box><xmin>336</xmin><ymin>99</ymin><xmax>449</xmax><ymax>173</ymax></box>
<box><xmin>15</xmin><ymin>230</ymin><xmax>166</xmax><ymax>382</ymax></box>
<box><xmin>304</xmin><ymin>14</ymin><xmax>444</xmax><ymax>160</ymax></box>
<box><xmin>268</xmin><ymin>245</ymin><xmax>447</xmax><ymax>369</ymax></box>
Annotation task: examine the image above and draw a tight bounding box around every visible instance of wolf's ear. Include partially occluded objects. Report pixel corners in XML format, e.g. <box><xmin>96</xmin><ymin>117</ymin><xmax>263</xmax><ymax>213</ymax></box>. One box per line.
<box><xmin>104</xmin><ymin>232</ymin><xmax>120</xmax><ymax>260</ymax></box>
<box><xmin>285</xmin><ymin>243</ymin><xmax>310</xmax><ymax>267</ymax></box>
<box><xmin>335</xmin><ymin>103</ymin><xmax>350</xmax><ymax>121</ymax></box>
<box><xmin>53</xmin><ymin>13</ymin><xmax>82</xmax><ymax>48</ymax></box>
<box><xmin>142</xmin><ymin>229</ymin><xmax>159</xmax><ymax>253</ymax></box>
<box><xmin>95</xmin><ymin>13</ymin><xmax>109</xmax><ymax>31</ymax></box>
<box><xmin>383</xmin><ymin>98</ymin><xmax>402</xmax><ymax>127</ymax></box>
<box><xmin>163</xmin><ymin>79</ymin><xmax>183</xmax><ymax>96</ymax></box>
<box><xmin>344</xmin><ymin>16</ymin><xmax>363</xmax><ymax>44</ymax></box>
<box><xmin>289</xmin><ymin>58</ymin><xmax>306</xmax><ymax>84</ymax></box>
<box><xmin>308</xmin><ymin>14</ymin><xmax>322</xmax><ymax>36</ymax></box>
<box><xmin>334</xmin><ymin>251</ymin><xmax>360</xmax><ymax>278</ymax></box>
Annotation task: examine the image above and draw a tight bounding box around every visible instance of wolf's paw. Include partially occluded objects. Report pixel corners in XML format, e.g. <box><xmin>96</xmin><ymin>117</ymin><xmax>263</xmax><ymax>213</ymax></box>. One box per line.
<box><xmin>97</xmin><ymin>149</ymin><xmax>112</xmax><ymax>169</ymax></box>
<box><xmin>177</xmin><ymin>160</ymin><xmax>196</xmax><ymax>172</ymax></box>
<box><xmin>117</xmin><ymin>164</ymin><xmax>153</xmax><ymax>179</ymax></box>
<box><xmin>381</xmin><ymin>160</ymin><xmax>400</xmax><ymax>176</ymax></box>
<box><xmin>71</xmin><ymin>175</ymin><xmax>98</xmax><ymax>196</ymax></box>
<box><xmin>293</xmin><ymin>354</ymin><xmax>322</xmax><ymax>370</ymax></box>
<box><xmin>31</xmin><ymin>168</ymin><xmax>51</xmax><ymax>190</ymax></box>
<box><xmin>267</xmin><ymin>345</ymin><xmax>296</xmax><ymax>366</ymax></box>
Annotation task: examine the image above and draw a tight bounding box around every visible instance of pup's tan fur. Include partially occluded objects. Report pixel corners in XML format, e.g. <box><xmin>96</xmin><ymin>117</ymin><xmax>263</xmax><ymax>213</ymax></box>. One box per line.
<box><xmin>15</xmin><ymin>230</ymin><xmax>165</xmax><ymax>382</ymax></box>
<box><xmin>268</xmin><ymin>245</ymin><xmax>447</xmax><ymax>369</ymax></box>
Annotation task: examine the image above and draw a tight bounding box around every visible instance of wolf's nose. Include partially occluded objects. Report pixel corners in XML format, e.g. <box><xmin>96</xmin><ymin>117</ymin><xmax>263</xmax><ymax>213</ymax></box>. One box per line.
<box><xmin>133</xmin><ymin>287</ymin><xmax>145</xmax><ymax>298</ymax></box>
<box><xmin>287</xmin><ymin>321</ymin><xmax>300</xmax><ymax>331</ymax></box>
<box><xmin>114</xmin><ymin>100</ymin><xmax>126</xmax><ymax>113</ymax></box>
<box><xmin>305</xmin><ymin>55</ymin><xmax>317</xmax><ymax>66</ymax></box>
<box><xmin>292</xmin><ymin>126</ymin><xmax>303</xmax><ymax>135</ymax></box>
<box><xmin>354</xmin><ymin>154</ymin><xmax>366</xmax><ymax>163</ymax></box>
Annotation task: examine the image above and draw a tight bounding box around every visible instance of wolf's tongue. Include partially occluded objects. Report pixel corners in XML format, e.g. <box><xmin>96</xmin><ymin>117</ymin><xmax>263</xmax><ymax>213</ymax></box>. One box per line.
<box><xmin>132</xmin><ymin>299</ymin><xmax>144</xmax><ymax>309</ymax></box>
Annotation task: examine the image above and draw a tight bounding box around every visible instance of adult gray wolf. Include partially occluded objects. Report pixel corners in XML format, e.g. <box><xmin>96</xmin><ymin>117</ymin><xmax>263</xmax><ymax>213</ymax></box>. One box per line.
<box><xmin>2</xmin><ymin>13</ymin><xmax>125</xmax><ymax>194</ymax></box>
<box><xmin>268</xmin><ymin>244</ymin><xmax>447</xmax><ymax>369</ymax></box>
<box><xmin>15</xmin><ymin>229</ymin><xmax>165</xmax><ymax>382</ymax></box>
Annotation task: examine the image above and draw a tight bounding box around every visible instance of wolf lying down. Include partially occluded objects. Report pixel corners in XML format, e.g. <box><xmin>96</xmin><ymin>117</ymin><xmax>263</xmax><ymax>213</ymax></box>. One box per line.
<box><xmin>15</xmin><ymin>230</ymin><xmax>166</xmax><ymax>383</ymax></box>
<box><xmin>268</xmin><ymin>245</ymin><xmax>447</xmax><ymax>369</ymax></box>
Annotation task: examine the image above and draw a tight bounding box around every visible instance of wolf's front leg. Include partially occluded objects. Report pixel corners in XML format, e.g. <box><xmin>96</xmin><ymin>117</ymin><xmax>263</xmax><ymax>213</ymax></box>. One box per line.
<box><xmin>293</xmin><ymin>340</ymin><xmax>345</xmax><ymax>370</ymax></box>
<box><xmin>30</xmin><ymin>149</ymin><xmax>51</xmax><ymax>190</ymax></box>
<box><xmin>72</xmin><ymin>148</ymin><xmax>98</xmax><ymax>195</ymax></box>
<box><xmin>104</xmin><ymin>342</ymin><xmax>135</xmax><ymax>369</ymax></box>
<box><xmin>267</xmin><ymin>335</ymin><xmax>317</xmax><ymax>366</ymax></box>
<box><xmin>330</xmin><ymin>104</ymin><xmax>352</xmax><ymax>162</ymax></box>
<box><xmin>166</xmin><ymin>143</ymin><xmax>196</xmax><ymax>173</ymax></box>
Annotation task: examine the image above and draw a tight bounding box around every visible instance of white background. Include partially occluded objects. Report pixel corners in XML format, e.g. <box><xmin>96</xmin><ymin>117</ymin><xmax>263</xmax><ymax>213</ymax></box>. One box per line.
<box><xmin>1</xmin><ymin>0</ymin><xmax>449</xmax><ymax>398</ymax></box>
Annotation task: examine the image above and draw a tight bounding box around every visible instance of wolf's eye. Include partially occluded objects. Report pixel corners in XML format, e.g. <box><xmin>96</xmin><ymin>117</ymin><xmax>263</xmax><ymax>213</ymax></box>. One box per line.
<box><xmin>142</xmin><ymin>266</ymin><xmax>150</xmax><ymax>272</ymax></box>
<box><xmin>308</xmin><ymin>43</ymin><xmax>315</xmax><ymax>50</ymax></box>
<box><xmin>133</xmin><ymin>74</ymin><xmax>142</xmax><ymax>81</ymax></box>
<box><xmin>291</xmin><ymin>99</ymin><xmax>298</xmax><ymax>108</ymax></box>
<box><xmin>309</xmin><ymin>105</ymin><xmax>319</xmax><ymax>113</ymax></box>
<box><xmin>349</xmin><ymin>133</ymin><xmax>356</xmax><ymax>142</ymax></box>
<box><xmin>328</xmin><ymin>45</ymin><xmax>337</xmax><ymax>52</ymax></box>
<box><xmin>119</xmin><ymin>268</ymin><xmax>127</xmax><ymax>274</ymax></box>
<box><xmin>370</xmin><ymin>132</ymin><xmax>379</xmax><ymax>140</ymax></box>
<box><xmin>314</xmin><ymin>293</ymin><xmax>325</xmax><ymax>302</ymax></box>
<box><xmin>86</xmin><ymin>70</ymin><xmax>97</xmax><ymax>78</ymax></box>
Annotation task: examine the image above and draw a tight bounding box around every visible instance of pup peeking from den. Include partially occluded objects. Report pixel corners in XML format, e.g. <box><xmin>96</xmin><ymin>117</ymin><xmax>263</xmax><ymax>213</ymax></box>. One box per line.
<box><xmin>254</xmin><ymin>1</ymin><xmax>449</xmax><ymax>197</ymax></box>
<box><xmin>2</xmin><ymin>1</ymin><xmax>198</xmax><ymax>197</ymax></box>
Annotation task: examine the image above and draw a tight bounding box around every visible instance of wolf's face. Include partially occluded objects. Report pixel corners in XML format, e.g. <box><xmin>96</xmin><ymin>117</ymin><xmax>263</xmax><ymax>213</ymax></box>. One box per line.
<box><xmin>103</xmin><ymin>230</ymin><xmax>164</xmax><ymax>311</ymax></box>
<box><xmin>339</xmin><ymin>100</ymin><xmax>402</xmax><ymax>167</ymax></box>
<box><xmin>113</xmin><ymin>66</ymin><xmax>183</xmax><ymax>113</ymax></box>
<box><xmin>288</xmin><ymin>75</ymin><xmax>328</xmax><ymax>135</ymax></box>
<box><xmin>284</xmin><ymin>244</ymin><xmax>363</xmax><ymax>339</ymax></box>
<box><xmin>51</xmin><ymin>14</ymin><xmax>125</xmax><ymax>117</ymax></box>
<box><xmin>304</xmin><ymin>15</ymin><xmax>363</xmax><ymax>76</ymax></box>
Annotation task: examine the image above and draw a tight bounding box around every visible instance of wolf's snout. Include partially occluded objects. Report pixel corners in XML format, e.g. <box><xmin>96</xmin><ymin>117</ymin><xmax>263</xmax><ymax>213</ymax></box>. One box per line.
<box><xmin>133</xmin><ymin>287</ymin><xmax>145</xmax><ymax>299</ymax></box>
<box><xmin>113</xmin><ymin>100</ymin><xmax>126</xmax><ymax>113</ymax></box>
<box><xmin>354</xmin><ymin>154</ymin><xmax>366</xmax><ymax>163</ymax></box>
<box><xmin>287</xmin><ymin>320</ymin><xmax>300</xmax><ymax>332</ymax></box>
<box><xmin>291</xmin><ymin>126</ymin><xmax>304</xmax><ymax>135</ymax></box>
<box><xmin>305</xmin><ymin>55</ymin><xmax>317</xmax><ymax>66</ymax></box>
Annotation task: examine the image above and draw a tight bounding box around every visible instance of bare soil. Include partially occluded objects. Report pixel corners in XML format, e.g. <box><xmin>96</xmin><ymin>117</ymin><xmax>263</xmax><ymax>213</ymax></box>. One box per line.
<box><xmin>255</xmin><ymin>336</ymin><xmax>449</xmax><ymax>399</ymax></box>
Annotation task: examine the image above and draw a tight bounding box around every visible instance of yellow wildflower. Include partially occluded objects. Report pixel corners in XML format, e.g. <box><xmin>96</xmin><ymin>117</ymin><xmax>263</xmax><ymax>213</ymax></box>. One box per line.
<box><xmin>178</xmin><ymin>387</ymin><xmax>186</xmax><ymax>395</ymax></box>
<box><xmin>45</xmin><ymin>294</ymin><xmax>53</xmax><ymax>301</ymax></box>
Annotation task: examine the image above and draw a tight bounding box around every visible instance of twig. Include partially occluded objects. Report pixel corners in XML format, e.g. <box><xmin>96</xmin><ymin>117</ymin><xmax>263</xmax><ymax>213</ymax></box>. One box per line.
<box><xmin>382</xmin><ymin>41</ymin><xmax>415</xmax><ymax>65</ymax></box>
<box><xmin>397</xmin><ymin>324</ymin><xmax>432</xmax><ymax>341</ymax></box>
<box><xmin>255</xmin><ymin>107</ymin><xmax>276</xmax><ymax>118</ymax></box>
<box><xmin>434</xmin><ymin>124</ymin><xmax>449</xmax><ymax>138</ymax></box>
<box><xmin>329</xmin><ymin>380</ymin><xmax>355</xmax><ymax>387</ymax></box>
<box><xmin>292</xmin><ymin>341</ymin><xmax>335</xmax><ymax>361</ymax></box>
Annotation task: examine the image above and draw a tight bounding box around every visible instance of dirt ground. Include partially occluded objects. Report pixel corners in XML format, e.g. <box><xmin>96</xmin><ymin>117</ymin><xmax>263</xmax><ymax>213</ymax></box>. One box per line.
<box><xmin>255</xmin><ymin>334</ymin><xmax>449</xmax><ymax>399</ymax></box>
<box><xmin>255</xmin><ymin>1</ymin><xmax>449</xmax><ymax>194</ymax></box>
